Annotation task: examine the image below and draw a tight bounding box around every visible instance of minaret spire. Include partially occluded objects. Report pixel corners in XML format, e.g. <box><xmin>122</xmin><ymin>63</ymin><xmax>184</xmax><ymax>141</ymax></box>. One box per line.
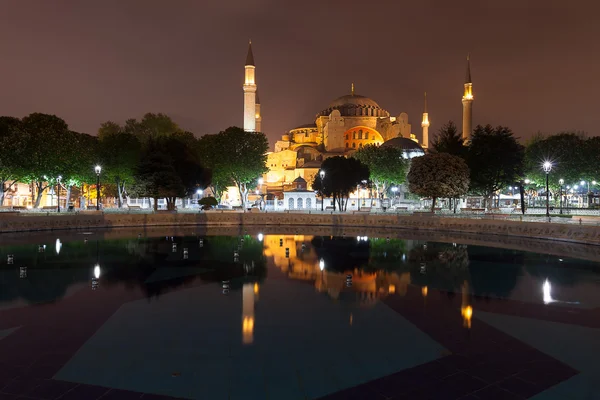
<box><xmin>421</xmin><ymin>91</ymin><xmax>429</xmax><ymax>149</ymax></box>
<box><xmin>351</xmin><ymin>82</ymin><xmax>355</xmax><ymax>96</ymax></box>
<box><xmin>461</xmin><ymin>54</ymin><xmax>474</xmax><ymax>142</ymax></box>
<box><xmin>465</xmin><ymin>54</ymin><xmax>472</xmax><ymax>83</ymax></box>
<box><xmin>243</xmin><ymin>41</ymin><xmax>257</xmax><ymax>132</ymax></box>
<box><xmin>245</xmin><ymin>40</ymin><xmax>255</xmax><ymax>66</ymax></box>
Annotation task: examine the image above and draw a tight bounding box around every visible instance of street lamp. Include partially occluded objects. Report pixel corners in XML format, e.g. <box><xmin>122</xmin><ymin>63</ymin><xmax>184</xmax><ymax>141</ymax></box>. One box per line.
<box><xmin>559</xmin><ymin>179</ymin><xmax>564</xmax><ymax>214</ymax></box>
<box><xmin>94</xmin><ymin>165</ymin><xmax>102</xmax><ymax>211</ymax></box>
<box><xmin>542</xmin><ymin>161</ymin><xmax>552</xmax><ymax>217</ymax></box>
<box><xmin>319</xmin><ymin>170</ymin><xmax>325</xmax><ymax>211</ymax></box>
<box><xmin>56</xmin><ymin>175</ymin><xmax>62</xmax><ymax>213</ymax></box>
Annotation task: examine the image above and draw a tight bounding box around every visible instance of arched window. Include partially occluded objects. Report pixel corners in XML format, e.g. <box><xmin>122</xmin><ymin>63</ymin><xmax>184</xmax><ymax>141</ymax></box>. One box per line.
<box><xmin>352</xmin><ymin>143</ymin><xmax>356</xmax><ymax>148</ymax></box>
<box><xmin>365</xmin><ymin>132</ymin><xmax>369</xmax><ymax>140</ymax></box>
<box><xmin>346</xmin><ymin>143</ymin><xmax>349</xmax><ymax>148</ymax></box>
<box><xmin>358</xmin><ymin>130</ymin><xmax>363</xmax><ymax>139</ymax></box>
<box><xmin>346</xmin><ymin>134</ymin><xmax>348</xmax><ymax>140</ymax></box>
<box><xmin>306</xmin><ymin>198</ymin><xmax>312</xmax><ymax>209</ymax></box>
<box><xmin>288</xmin><ymin>198</ymin><xmax>294</xmax><ymax>209</ymax></box>
<box><xmin>359</xmin><ymin>143</ymin><xmax>363</xmax><ymax>148</ymax></box>
<box><xmin>353</xmin><ymin>132</ymin><xmax>356</xmax><ymax>140</ymax></box>
<box><xmin>297</xmin><ymin>198</ymin><xmax>303</xmax><ymax>209</ymax></box>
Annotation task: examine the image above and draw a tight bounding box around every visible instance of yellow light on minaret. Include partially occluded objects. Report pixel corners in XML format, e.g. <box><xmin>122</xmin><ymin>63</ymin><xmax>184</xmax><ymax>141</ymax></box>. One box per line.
<box><xmin>461</xmin><ymin>54</ymin><xmax>474</xmax><ymax>142</ymax></box>
<box><xmin>421</xmin><ymin>92</ymin><xmax>430</xmax><ymax>149</ymax></box>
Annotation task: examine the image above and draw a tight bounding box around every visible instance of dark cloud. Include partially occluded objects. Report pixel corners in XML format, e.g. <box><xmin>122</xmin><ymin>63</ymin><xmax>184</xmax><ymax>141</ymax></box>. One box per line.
<box><xmin>0</xmin><ymin>0</ymin><xmax>598</xmax><ymax>147</ymax></box>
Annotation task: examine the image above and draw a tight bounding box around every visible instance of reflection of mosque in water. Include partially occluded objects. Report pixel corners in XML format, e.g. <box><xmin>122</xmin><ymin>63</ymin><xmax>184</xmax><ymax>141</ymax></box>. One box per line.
<box><xmin>263</xmin><ymin>235</ymin><xmax>419</xmax><ymax>304</ymax></box>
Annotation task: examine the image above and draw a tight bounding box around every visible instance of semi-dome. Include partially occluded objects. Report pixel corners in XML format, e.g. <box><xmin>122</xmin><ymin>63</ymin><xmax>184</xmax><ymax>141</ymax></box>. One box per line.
<box><xmin>381</xmin><ymin>137</ymin><xmax>425</xmax><ymax>159</ymax></box>
<box><xmin>317</xmin><ymin>94</ymin><xmax>390</xmax><ymax>118</ymax></box>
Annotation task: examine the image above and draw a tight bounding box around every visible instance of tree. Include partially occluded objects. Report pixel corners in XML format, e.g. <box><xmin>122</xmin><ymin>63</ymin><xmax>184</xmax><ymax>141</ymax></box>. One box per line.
<box><xmin>201</xmin><ymin>127</ymin><xmax>268</xmax><ymax>208</ymax></box>
<box><xmin>312</xmin><ymin>156</ymin><xmax>369</xmax><ymax>211</ymax></box>
<box><xmin>467</xmin><ymin>125</ymin><xmax>524</xmax><ymax>208</ymax></box>
<box><xmin>431</xmin><ymin>121</ymin><xmax>467</xmax><ymax>158</ymax></box>
<box><xmin>59</xmin><ymin>131</ymin><xmax>98</xmax><ymax>208</ymax></box>
<box><xmin>124</xmin><ymin>113</ymin><xmax>183</xmax><ymax>144</ymax></box>
<box><xmin>524</xmin><ymin>132</ymin><xmax>588</xmax><ymax>191</ymax></box>
<box><xmin>98</xmin><ymin>122</ymin><xmax>141</xmax><ymax>207</ymax></box>
<box><xmin>0</xmin><ymin>117</ymin><xmax>27</xmax><ymax>206</ymax></box>
<box><xmin>197</xmin><ymin>133</ymin><xmax>231</xmax><ymax>203</ymax></box>
<box><xmin>407</xmin><ymin>153</ymin><xmax>470</xmax><ymax>212</ymax></box>
<box><xmin>131</xmin><ymin>136</ymin><xmax>209</xmax><ymax>211</ymax></box>
<box><xmin>353</xmin><ymin>144</ymin><xmax>406</xmax><ymax>195</ymax></box>
<box><xmin>21</xmin><ymin>113</ymin><xmax>73</xmax><ymax>208</ymax></box>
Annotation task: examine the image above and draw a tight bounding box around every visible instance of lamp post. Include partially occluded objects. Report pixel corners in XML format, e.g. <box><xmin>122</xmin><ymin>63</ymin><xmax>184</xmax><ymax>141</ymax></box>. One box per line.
<box><xmin>94</xmin><ymin>165</ymin><xmax>102</xmax><ymax>211</ymax></box>
<box><xmin>542</xmin><ymin>162</ymin><xmax>552</xmax><ymax>217</ymax></box>
<box><xmin>559</xmin><ymin>179</ymin><xmax>564</xmax><ymax>214</ymax></box>
<box><xmin>56</xmin><ymin>176</ymin><xmax>62</xmax><ymax>213</ymax></box>
<box><xmin>319</xmin><ymin>170</ymin><xmax>325</xmax><ymax>211</ymax></box>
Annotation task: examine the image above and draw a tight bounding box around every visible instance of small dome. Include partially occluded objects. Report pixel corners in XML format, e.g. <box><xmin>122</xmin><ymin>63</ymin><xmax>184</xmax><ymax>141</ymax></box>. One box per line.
<box><xmin>292</xmin><ymin>176</ymin><xmax>307</xmax><ymax>183</ymax></box>
<box><xmin>381</xmin><ymin>137</ymin><xmax>425</xmax><ymax>159</ymax></box>
<box><xmin>290</xmin><ymin>123</ymin><xmax>317</xmax><ymax>130</ymax></box>
<box><xmin>318</xmin><ymin>94</ymin><xmax>389</xmax><ymax>118</ymax></box>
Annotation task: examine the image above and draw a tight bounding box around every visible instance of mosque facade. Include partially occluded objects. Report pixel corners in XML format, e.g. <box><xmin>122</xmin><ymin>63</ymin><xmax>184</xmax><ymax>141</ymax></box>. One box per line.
<box><xmin>241</xmin><ymin>43</ymin><xmax>473</xmax><ymax>208</ymax></box>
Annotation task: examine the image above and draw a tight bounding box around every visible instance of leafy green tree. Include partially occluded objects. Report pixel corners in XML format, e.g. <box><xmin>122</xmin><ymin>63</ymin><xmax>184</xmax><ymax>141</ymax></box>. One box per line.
<box><xmin>467</xmin><ymin>125</ymin><xmax>524</xmax><ymax>207</ymax></box>
<box><xmin>98</xmin><ymin>122</ymin><xmax>141</xmax><ymax>207</ymax></box>
<box><xmin>0</xmin><ymin>117</ymin><xmax>27</xmax><ymax>206</ymax></box>
<box><xmin>524</xmin><ymin>132</ymin><xmax>588</xmax><ymax>191</ymax></box>
<box><xmin>431</xmin><ymin>121</ymin><xmax>466</xmax><ymax>158</ymax></box>
<box><xmin>124</xmin><ymin>113</ymin><xmax>183</xmax><ymax>143</ymax></box>
<box><xmin>21</xmin><ymin>113</ymin><xmax>74</xmax><ymax>208</ymax></box>
<box><xmin>131</xmin><ymin>136</ymin><xmax>209</xmax><ymax>211</ymax></box>
<box><xmin>197</xmin><ymin>133</ymin><xmax>231</xmax><ymax>202</ymax></box>
<box><xmin>202</xmin><ymin>127</ymin><xmax>268</xmax><ymax>208</ymax></box>
<box><xmin>60</xmin><ymin>131</ymin><xmax>99</xmax><ymax>207</ymax></box>
<box><xmin>407</xmin><ymin>153</ymin><xmax>470</xmax><ymax>212</ymax></box>
<box><xmin>312</xmin><ymin>156</ymin><xmax>369</xmax><ymax>211</ymax></box>
<box><xmin>198</xmin><ymin>196</ymin><xmax>218</xmax><ymax>209</ymax></box>
<box><xmin>353</xmin><ymin>144</ymin><xmax>406</xmax><ymax>195</ymax></box>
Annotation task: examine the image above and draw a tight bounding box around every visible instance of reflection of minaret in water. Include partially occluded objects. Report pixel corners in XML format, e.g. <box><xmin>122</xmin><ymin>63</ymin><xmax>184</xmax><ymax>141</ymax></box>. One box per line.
<box><xmin>421</xmin><ymin>92</ymin><xmax>429</xmax><ymax>149</ymax></box>
<box><xmin>243</xmin><ymin>41</ymin><xmax>257</xmax><ymax>132</ymax></box>
<box><xmin>242</xmin><ymin>283</ymin><xmax>259</xmax><ymax>344</ymax></box>
<box><xmin>460</xmin><ymin>280</ymin><xmax>472</xmax><ymax>329</ymax></box>
<box><xmin>461</xmin><ymin>55</ymin><xmax>474</xmax><ymax>142</ymax></box>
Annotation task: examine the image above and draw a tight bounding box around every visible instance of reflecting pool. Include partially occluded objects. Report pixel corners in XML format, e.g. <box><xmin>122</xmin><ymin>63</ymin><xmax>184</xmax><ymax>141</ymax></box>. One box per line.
<box><xmin>0</xmin><ymin>229</ymin><xmax>599</xmax><ymax>399</ymax></box>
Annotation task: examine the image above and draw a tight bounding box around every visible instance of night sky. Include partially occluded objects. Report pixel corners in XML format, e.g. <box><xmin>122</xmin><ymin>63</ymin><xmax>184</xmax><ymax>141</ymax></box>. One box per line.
<box><xmin>1</xmin><ymin>1</ymin><xmax>598</xmax><ymax>148</ymax></box>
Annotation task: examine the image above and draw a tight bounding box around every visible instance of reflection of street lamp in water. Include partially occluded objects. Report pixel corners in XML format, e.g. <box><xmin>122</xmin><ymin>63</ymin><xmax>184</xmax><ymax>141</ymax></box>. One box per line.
<box><xmin>242</xmin><ymin>283</ymin><xmax>256</xmax><ymax>344</ymax></box>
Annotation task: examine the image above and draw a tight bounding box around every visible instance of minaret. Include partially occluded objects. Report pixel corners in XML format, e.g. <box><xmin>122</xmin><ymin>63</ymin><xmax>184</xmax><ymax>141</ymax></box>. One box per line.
<box><xmin>421</xmin><ymin>92</ymin><xmax>429</xmax><ymax>149</ymax></box>
<box><xmin>255</xmin><ymin>90</ymin><xmax>262</xmax><ymax>132</ymax></box>
<box><xmin>243</xmin><ymin>41</ymin><xmax>257</xmax><ymax>132</ymax></box>
<box><xmin>461</xmin><ymin>55</ymin><xmax>473</xmax><ymax>141</ymax></box>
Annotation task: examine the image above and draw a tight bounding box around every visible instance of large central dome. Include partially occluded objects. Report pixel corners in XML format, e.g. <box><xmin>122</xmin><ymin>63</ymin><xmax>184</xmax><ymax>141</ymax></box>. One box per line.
<box><xmin>317</xmin><ymin>94</ymin><xmax>390</xmax><ymax>118</ymax></box>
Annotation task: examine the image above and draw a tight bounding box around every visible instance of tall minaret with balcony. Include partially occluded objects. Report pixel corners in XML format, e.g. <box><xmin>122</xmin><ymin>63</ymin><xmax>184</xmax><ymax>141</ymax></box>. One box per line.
<box><xmin>255</xmin><ymin>90</ymin><xmax>262</xmax><ymax>132</ymax></box>
<box><xmin>461</xmin><ymin>55</ymin><xmax>473</xmax><ymax>141</ymax></box>
<box><xmin>243</xmin><ymin>41</ymin><xmax>257</xmax><ymax>132</ymax></box>
<box><xmin>421</xmin><ymin>92</ymin><xmax>429</xmax><ymax>149</ymax></box>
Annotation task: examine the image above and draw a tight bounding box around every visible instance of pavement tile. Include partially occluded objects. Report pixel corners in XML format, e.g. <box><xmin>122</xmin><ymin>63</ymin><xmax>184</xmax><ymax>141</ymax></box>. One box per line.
<box><xmin>98</xmin><ymin>389</ymin><xmax>144</xmax><ymax>399</ymax></box>
<box><xmin>55</xmin><ymin>384</ymin><xmax>110</xmax><ymax>400</ymax></box>
<box><xmin>25</xmin><ymin>380</ymin><xmax>78</xmax><ymax>400</ymax></box>
<box><xmin>471</xmin><ymin>385</ymin><xmax>525</xmax><ymax>400</ymax></box>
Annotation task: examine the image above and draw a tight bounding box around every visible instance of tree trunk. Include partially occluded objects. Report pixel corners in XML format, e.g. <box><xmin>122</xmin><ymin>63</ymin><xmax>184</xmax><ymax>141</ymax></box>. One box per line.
<box><xmin>431</xmin><ymin>197</ymin><xmax>437</xmax><ymax>212</ymax></box>
<box><xmin>332</xmin><ymin>193</ymin><xmax>336</xmax><ymax>211</ymax></box>
<box><xmin>0</xmin><ymin>182</ymin><xmax>5</xmax><ymax>206</ymax></box>
<box><xmin>153</xmin><ymin>197</ymin><xmax>158</xmax><ymax>211</ymax></box>
<box><xmin>116</xmin><ymin>178</ymin><xmax>123</xmax><ymax>208</ymax></box>
<box><xmin>34</xmin><ymin>182</ymin><xmax>46</xmax><ymax>208</ymax></box>
<box><xmin>65</xmin><ymin>185</ymin><xmax>72</xmax><ymax>208</ymax></box>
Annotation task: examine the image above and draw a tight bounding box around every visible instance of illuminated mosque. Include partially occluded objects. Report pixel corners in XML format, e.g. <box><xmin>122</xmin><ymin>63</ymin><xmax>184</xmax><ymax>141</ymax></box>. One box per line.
<box><xmin>240</xmin><ymin>42</ymin><xmax>474</xmax><ymax>205</ymax></box>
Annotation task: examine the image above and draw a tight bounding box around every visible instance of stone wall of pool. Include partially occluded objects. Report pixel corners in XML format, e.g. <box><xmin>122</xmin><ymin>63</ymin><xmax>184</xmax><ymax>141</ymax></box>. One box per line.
<box><xmin>1</xmin><ymin>211</ymin><xmax>600</xmax><ymax>246</ymax></box>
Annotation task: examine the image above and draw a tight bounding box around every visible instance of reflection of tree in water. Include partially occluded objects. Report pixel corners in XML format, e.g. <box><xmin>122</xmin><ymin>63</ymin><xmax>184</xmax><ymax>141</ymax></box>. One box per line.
<box><xmin>408</xmin><ymin>243</ymin><xmax>470</xmax><ymax>292</ymax></box>
<box><xmin>310</xmin><ymin>236</ymin><xmax>370</xmax><ymax>272</ymax></box>
<box><xmin>102</xmin><ymin>235</ymin><xmax>266</xmax><ymax>298</ymax></box>
<box><xmin>467</xmin><ymin>247</ymin><xmax>524</xmax><ymax>297</ymax></box>
<box><xmin>0</xmin><ymin>235</ymin><xmax>267</xmax><ymax>304</ymax></box>
<box><xmin>364</xmin><ymin>238</ymin><xmax>407</xmax><ymax>272</ymax></box>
